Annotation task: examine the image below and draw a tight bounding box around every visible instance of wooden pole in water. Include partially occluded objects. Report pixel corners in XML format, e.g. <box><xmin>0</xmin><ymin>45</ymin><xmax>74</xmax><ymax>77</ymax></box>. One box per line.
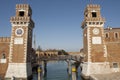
<box><xmin>44</xmin><ymin>61</ymin><xmax>47</xmax><ymax>77</ymax></box>
<box><xmin>72</xmin><ymin>64</ymin><xmax>77</xmax><ymax>80</ymax></box>
<box><xmin>38</xmin><ymin>66</ymin><xmax>41</xmax><ymax>80</ymax></box>
<box><xmin>41</xmin><ymin>61</ymin><xmax>45</xmax><ymax>78</ymax></box>
<box><xmin>67</xmin><ymin>60</ymin><xmax>71</xmax><ymax>75</ymax></box>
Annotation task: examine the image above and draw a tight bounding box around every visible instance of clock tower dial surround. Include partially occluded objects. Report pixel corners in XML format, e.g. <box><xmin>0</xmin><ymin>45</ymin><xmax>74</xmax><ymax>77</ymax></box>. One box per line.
<box><xmin>92</xmin><ymin>28</ymin><xmax>100</xmax><ymax>35</ymax></box>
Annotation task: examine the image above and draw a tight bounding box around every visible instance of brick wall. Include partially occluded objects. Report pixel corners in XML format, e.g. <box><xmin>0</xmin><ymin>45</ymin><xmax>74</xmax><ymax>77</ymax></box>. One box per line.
<box><xmin>0</xmin><ymin>37</ymin><xmax>10</xmax><ymax>79</ymax></box>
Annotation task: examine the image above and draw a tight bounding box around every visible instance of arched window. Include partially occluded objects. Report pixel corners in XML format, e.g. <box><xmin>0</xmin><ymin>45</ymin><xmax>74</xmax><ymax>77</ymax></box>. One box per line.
<box><xmin>1</xmin><ymin>53</ymin><xmax>6</xmax><ymax>59</ymax></box>
<box><xmin>44</xmin><ymin>53</ymin><xmax>47</xmax><ymax>56</ymax></box>
<box><xmin>114</xmin><ymin>32</ymin><xmax>119</xmax><ymax>39</ymax></box>
<box><xmin>0</xmin><ymin>52</ymin><xmax>7</xmax><ymax>63</ymax></box>
<box><xmin>105</xmin><ymin>33</ymin><xmax>109</xmax><ymax>38</ymax></box>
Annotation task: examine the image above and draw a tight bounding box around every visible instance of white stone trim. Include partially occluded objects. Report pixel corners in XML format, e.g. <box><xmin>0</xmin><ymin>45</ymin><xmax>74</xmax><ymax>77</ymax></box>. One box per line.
<box><xmin>86</xmin><ymin>27</ymin><xmax>91</xmax><ymax>76</ymax></box>
<box><xmin>81</xmin><ymin>62</ymin><xmax>111</xmax><ymax>77</ymax></box>
<box><xmin>104</xmin><ymin>45</ymin><xmax>107</xmax><ymax>58</ymax></box>
<box><xmin>92</xmin><ymin>37</ymin><xmax>102</xmax><ymax>44</ymax></box>
<box><xmin>87</xmin><ymin>25</ymin><xmax>103</xmax><ymax>27</ymax></box>
<box><xmin>24</xmin><ymin>28</ymin><xmax>28</xmax><ymax>62</ymax></box>
<box><xmin>11</xmin><ymin>24</ymin><xmax>29</xmax><ymax>27</ymax></box>
<box><xmin>15</xmin><ymin>28</ymin><xmax>24</xmax><ymax>36</ymax></box>
<box><xmin>19</xmin><ymin>9</ymin><xmax>25</xmax><ymax>11</ymax></box>
<box><xmin>5</xmin><ymin>63</ymin><xmax>32</xmax><ymax>78</ymax></box>
<box><xmin>9</xmin><ymin>35</ymin><xmax>14</xmax><ymax>62</ymax></box>
<box><xmin>101</xmin><ymin>27</ymin><xmax>108</xmax><ymax>59</ymax></box>
<box><xmin>0</xmin><ymin>59</ymin><xmax>7</xmax><ymax>63</ymax></box>
<box><xmin>87</xmin><ymin>27</ymin><xmax>91</xmax><ymax>62</ymax></box>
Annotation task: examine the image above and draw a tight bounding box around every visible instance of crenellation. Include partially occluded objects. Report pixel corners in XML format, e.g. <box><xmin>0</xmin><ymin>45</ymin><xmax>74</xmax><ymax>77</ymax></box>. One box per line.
<box><xmin>16</xmin><ymin>4</ymin><xmax>29</xmax><ymax>9</ymax></box>
<box><xmin>0</xmin><ymin>37</ymin><xmax>10</xmax><ymax>43</ymax></box>
<box><xmin>10</xmin><ymin>17</ymin><xmax>30</xmax><ymax>22</ymax></box>
<box><xmin>85</xmin><ymin>17</ymin><xmax>105</xmax><ymax>22</ymax></box>
<box><xmin>87</xmin><ymin>4</ymin><xmax>100</xmax><ymax>8</ymax></box>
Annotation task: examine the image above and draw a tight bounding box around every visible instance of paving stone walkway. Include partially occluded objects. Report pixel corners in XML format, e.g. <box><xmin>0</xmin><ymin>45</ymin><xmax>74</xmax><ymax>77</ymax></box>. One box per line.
<box><xmin>90</xmin><ymin>72</ymin><xmax>120</xmax><ymax>80</ymax></box>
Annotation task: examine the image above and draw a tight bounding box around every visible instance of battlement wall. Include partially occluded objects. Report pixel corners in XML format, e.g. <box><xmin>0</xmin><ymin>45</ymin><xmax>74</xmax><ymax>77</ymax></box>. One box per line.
<box><xmin>0</xmin><ymin>37</ymin><xmax>10</xmax><ymax>43</ymax></box>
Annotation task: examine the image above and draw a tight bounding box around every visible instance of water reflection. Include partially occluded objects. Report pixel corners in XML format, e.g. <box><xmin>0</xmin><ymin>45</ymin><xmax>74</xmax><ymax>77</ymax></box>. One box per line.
<box><xmin>33</xmin><ymin>61</ymin><xmax>83</xmax><ymax>80</ymax></box>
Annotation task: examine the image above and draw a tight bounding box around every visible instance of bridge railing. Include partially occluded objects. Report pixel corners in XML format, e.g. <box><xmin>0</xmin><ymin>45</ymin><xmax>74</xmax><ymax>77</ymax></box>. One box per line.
<box><xmin>37</xmin><ymin>55</ymin><xmax>82</xmax><ymax>62</ymax></box>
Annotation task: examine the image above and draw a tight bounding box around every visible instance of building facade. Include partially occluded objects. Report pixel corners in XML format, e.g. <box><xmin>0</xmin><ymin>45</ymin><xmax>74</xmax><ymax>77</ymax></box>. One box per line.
<box><xmin>105</xmin><ymin>28</ymin><xmax>120</xmax><ymax>72</ymax></box>
<box><xmin>0</xmin><ymin>37</ymin><xmax>10</xmax><ymax>79</ymax></box>
<box><xmin>0</xmin><ymin>4</ymin><xmax>34</xmax><ymax>80</ymax></box>
<box><xmin>81</xmin><ymin>4</ymin><xmax>120</xmax><ymax>79</ymax></box>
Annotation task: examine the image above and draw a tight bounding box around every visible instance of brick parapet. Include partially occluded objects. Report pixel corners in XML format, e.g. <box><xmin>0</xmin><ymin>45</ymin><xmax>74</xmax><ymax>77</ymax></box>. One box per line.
<box><xmin>16</xmin><ymin>4</ymin><xmax>29</xmax><ymax>9</ymax></box>
<box><xmin>0</xmin><ymin>37</ymin><xmax>10</xmax><ymax>43</ymax></box>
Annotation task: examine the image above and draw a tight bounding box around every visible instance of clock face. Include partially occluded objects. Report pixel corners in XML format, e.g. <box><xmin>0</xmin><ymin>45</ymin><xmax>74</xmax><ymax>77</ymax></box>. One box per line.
<box><xmin>15</xmin><ymin>28</ymin><xmax>24</xmax><ymax>36</ymax></box>
<box><xmin>92</xmin><ymin>28</ymin><xmax>99</xmax><ymax>35</ymax></box>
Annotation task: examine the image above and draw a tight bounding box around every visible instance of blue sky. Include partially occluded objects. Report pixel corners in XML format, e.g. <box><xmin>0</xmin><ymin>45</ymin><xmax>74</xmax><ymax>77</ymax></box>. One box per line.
<box><xmin>0</xmin><ymin>0</ymin><xmax>120</xmax><ymax>52</ymax></box>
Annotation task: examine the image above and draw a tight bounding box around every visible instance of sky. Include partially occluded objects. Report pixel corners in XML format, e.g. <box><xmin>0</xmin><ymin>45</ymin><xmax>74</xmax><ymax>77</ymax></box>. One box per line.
<box><xmin>0</xmin><ymin>0</ymin><xmax>120</xmax><ymax>52</ymax></box>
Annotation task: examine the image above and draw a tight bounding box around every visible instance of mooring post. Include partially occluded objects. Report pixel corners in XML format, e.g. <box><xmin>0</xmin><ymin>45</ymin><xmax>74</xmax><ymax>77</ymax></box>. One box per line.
<box><xmin>44</xmin><ymin>61</ymin><xmax>47</xmax><ymax>77</ymax></box>
<box><xmin>72</xmin><ymin>64</ymin><xmax>77</xmax><ymax>80</ymax></box>
<box><xmin>41</xmin><ymin>61</ymin><xmax>47</xmax><ymax>78</ymax></box>
<box><xmin>41</xmin><ymin>61</ymin><xmax>44</xmax><ymax>77</ymax></box>
<box><xmin>67</xmin><ymin>60</ymin><xmax>71</xmax><ymax>75</ymax></box>
<box><xmin>38</xmin><ymin>65</ymin><xmax>41</xmax><ymax>80</ymax></box>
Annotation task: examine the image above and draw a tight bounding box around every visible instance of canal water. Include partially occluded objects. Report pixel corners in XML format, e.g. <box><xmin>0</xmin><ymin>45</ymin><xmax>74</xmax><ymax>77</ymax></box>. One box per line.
<box><xmin>33</xmin><ymin>61</ymin><xmax>83</xmax><ymax>80</ymax></box>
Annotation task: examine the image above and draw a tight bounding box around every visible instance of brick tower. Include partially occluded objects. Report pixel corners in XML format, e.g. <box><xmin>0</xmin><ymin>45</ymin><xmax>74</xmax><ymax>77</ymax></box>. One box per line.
<box><xmin>5</xmin><ymin>4</ymin><xmax>34</xmax><ymax>79</ymax></box>
<box><xmin>81</xmin><ymin>4</ymin><xmax>110</xmax><ymax>78</ymax></box>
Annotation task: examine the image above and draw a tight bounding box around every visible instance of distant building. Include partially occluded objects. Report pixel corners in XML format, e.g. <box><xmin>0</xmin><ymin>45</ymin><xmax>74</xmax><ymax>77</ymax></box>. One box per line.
<box><xmin>36</xmin><ymin>51</ymin><xmax>58</xmax><ymax>57</ymax></box>
<box><xmin>36</xmin><ymin>49</ymin><xmax>70</xmax><ymax>57</ymax></box>
<box><xmin>0</xmin><ymin>4</ymin><xmax>35</xmax><ymax>79</ymax></box>
<box><xmin>81</xmin><ymin>4</ymin><xmax>120</xmax><ymax>79</ymax></box>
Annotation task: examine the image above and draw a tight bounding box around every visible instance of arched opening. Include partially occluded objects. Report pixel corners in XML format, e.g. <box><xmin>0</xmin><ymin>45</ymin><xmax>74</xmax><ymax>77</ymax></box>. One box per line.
<box><xmin>115</xmin><ymin>32</ymin><xmax>119</xmax><ymax>39</ymax></box>
<box><xmin>44</xmin><ymin>53</ymin><xmax>47</xmax><ymax>56</ymax></box>
<box><xmin>1</xmin><ymin>53</ymin><xmax>6</xmax><ymax>59</ymax></box>
<box><xmin>48</xmin><ymin>54</ymin><xmax>50</xmax><ymax>56</ymax></box>
<box><xmin>105</xmin><ymin>33</ymin><xmax>109</xmax><ymax>38</ymax></box>
<box><xmin>0</xmin><ymin>52</ymin><xmax>7</xmax><ymax>63</ymax></box>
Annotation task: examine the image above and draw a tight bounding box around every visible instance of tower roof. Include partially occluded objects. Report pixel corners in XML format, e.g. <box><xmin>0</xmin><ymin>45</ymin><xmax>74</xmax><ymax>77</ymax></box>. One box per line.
<box><xmin>81</xmin><ymin>4</ymin><xmax>105</xmax><ymax>29</ymax></box>
<box><xmin>16</xmin><ymin>4</ymin><xmax>31</xmax><ymax>10</ymax></box>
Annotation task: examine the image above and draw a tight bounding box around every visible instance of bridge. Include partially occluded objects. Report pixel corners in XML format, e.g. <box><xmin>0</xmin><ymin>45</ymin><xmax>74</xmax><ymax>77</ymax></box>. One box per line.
<box><xmin>37</xmin><ymin>55</ymin><xmax>83</xmax><ymax>62</ymax></box>
<box><xmin>31</xmin><ymin>54</ymin><xmax>83</xmax><ymax>80</ymax></box>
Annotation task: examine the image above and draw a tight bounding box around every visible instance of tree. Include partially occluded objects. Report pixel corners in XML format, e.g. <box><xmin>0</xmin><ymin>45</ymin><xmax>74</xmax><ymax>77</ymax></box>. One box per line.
<box><xmin>58</xmin><ymin>50</ymin><xmax>68</xmax><ymax>55</ymax></box>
